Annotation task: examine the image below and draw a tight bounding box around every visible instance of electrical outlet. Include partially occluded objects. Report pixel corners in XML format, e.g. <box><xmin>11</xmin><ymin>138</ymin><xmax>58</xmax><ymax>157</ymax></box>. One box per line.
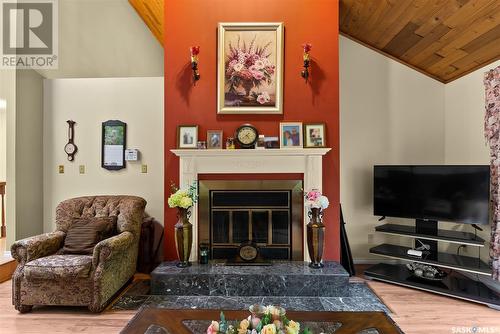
<box><xmin>79</xmin><ymin>165</ymin><xmax>85</xmax><ymax>174</ymax></box>
<box><xmin>58</xmin><ymin>165</ymin><xmax>64</xmax><ymax>174</ymax></box>
<box><xmin>141</xmin><ymin>164</ymin><xmax>148</xmax><ymax>173</ymax></box>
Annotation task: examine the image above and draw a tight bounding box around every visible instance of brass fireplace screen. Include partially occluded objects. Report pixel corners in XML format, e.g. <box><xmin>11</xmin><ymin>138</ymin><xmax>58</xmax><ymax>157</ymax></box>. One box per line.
<box><xmin>199</xmin><ymin>180</ymin><xmax>303</xmax><ymax>261</ymax></box>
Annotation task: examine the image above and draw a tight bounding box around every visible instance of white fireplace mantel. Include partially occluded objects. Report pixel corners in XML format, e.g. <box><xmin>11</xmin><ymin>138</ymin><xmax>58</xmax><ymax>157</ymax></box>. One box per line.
<box><xmin>171</xmin><ymin>148</ymin><xmax>331</xmax><ymax>261</ymax></box>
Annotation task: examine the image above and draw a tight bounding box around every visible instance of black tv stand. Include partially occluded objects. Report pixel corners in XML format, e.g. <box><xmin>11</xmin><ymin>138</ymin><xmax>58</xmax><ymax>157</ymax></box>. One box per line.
<box><xmin>365</xmin><ymin>219</ymin><xmax>500</xmax><ymax>309</ymax></box>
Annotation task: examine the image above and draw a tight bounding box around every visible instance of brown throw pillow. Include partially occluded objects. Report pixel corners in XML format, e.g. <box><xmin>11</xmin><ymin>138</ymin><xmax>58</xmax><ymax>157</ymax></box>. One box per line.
<box><xmin>62</xmin><ymin>216</ymin><xmax>118</xmax><ymax>254</ymax></box>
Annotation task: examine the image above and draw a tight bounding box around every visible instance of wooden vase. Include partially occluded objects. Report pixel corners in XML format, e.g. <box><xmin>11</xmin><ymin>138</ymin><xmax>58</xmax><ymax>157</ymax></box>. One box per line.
<box><xmin>306</xmin><ymin>207</ymin><xmax>325</xmax><ymax>269</ymax></box>
<box><xmin>174</xmin><ymin>208</ymin><xmax>192</xmax><ymax>268</ymax></box>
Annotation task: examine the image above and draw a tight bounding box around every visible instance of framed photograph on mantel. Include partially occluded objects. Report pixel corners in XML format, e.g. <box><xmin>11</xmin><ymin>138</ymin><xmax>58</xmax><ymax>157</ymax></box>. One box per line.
<box><xmin>280</xmin><ymin>122</ymin><xmax>303</xmax><ymax>148</ymax></box>
<box><xmin>304</xmin><ymin>123</ymin><xmax>326</xmax><ymax>148</ymax></box>
<box><xmin>177</xmin><ymin>125</ymin><xmax>198</xmax><ymax>149</ymax></box>
<box><xmin>217</xmin><ymin>22</ymin><xmax>284</xmax><ymax>115</ymax></box>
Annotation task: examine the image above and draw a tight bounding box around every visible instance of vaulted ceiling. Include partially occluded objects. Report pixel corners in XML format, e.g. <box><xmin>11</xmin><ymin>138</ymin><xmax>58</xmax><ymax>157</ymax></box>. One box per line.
<box><xmin>340</xmin><ymin>0</ymin><xmax>500</xmax><ymax>83</ymax></box>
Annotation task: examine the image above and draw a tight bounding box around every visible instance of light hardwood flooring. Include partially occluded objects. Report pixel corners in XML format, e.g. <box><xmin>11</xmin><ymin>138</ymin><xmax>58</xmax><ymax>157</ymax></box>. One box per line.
<box><xmin>0</xmin><ymin>269</ymin><xmax>498</xmax><ymax>334</ymax></box>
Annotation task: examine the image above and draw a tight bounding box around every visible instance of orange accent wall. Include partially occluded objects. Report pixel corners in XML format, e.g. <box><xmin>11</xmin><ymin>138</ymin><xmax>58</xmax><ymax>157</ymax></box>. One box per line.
<box><xmin>164</xmin><ymin>0</ymin><xmax>340</xmax><ymax>260</ymax></box>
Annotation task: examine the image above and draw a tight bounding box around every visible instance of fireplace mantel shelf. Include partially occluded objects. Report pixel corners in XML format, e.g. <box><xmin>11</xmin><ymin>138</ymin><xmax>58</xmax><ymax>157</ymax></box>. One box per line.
<box><xmin>171</xmin><ymin>148</ymin><xmax>331</xmax><ymax>157</ymax></box>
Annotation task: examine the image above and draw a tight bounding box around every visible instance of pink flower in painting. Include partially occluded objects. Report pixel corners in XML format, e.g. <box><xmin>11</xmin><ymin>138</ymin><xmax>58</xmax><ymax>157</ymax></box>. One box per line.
<box><xmin>261</xmin><ymin>91</ymin><xmax>270</xmax><ymax>102</ymax></box>
<box><xmin>256</xmin><ymin>92</ymin><xmax>270</xmax><ymax>104</ymax></box>
<box><xmin>239</xmin><ymin>69</ymin><xmax>253</xmax><ymax>80</ymax></box>
<box><xmin>257</xmin><ymin>94</ymin><xmax>267</xmax><ymax>104</ymax></box>
<box><xmin>252</xmin><ymin>71</ymin><xmax>264</xmax><ymax>80</ymax></box>
<box><xmin>233</xmin><ymin>63</ymin><xmax>244</xmax><ymax>72</ymax></box>
<box><xmin>254</xmin><ymin>59</ymin><xmax>265</xmax><ymax>69</ymax></box>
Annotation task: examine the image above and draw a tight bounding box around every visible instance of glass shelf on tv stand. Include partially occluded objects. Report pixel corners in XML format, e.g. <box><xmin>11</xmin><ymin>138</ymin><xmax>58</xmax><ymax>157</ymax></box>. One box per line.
<box><xmin>375</xmin><ymin>223</ymin><xmax>485</xmax><ymax>247</ymax></box>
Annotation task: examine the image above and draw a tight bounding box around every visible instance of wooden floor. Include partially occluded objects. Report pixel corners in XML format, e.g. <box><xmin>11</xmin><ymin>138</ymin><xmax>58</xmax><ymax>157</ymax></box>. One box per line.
<box><xmin>0</xmin><ymin>268</ymin><xmax>498</xmax><ymax>334</ymax></box>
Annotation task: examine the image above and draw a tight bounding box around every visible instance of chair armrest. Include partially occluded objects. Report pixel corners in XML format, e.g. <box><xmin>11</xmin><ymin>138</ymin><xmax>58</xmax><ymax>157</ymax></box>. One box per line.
<box><xmin>92</xmin><ymin>231</ymin><xmax>134</xmax><ymax>268</ymax></box>
<box><xmin>11</xmin><ymin>231</ymin><xmax>65</xmax><ymax>263</ymax></box>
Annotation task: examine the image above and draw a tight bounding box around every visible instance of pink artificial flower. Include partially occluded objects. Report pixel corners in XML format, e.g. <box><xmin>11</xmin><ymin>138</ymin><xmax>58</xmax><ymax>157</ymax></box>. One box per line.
<box><xmin>190</xmin><ymin>46</ymin><xmax>200</xmax><ymax>56</ymax></box>
<box><xmin>251</xmin><ymin>316</ymin><xmax>261</xmax><ymax>328</ymax></box>
<box><xmin>302</xmin><ymin>43</ymin><xmax>312</xmax><ymax>53</ymax></box>
<box><xmin>206</xmin><ymin>324</ymin><xmax>215</xmax><ymax>334</ymax></box>
<box><xmin>206</xmin><ymin>321</ymin><xmax>219</xmax><ymax>334</ymax></box>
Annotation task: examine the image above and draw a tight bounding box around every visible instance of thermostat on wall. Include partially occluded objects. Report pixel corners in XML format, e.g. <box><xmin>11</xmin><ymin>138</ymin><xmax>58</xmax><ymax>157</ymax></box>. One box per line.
<box><xmin>125</xmin><ymin>149</ymin><xmax>139</xmax><ymax>161</ymax></box>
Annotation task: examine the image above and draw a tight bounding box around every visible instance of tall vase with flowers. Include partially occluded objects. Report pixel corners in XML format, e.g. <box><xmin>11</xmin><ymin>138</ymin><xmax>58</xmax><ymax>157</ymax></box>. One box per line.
<box><xmin>304</xmin><ymin>189</ymin><xmax>329</xmax><ymax>269</ymax></box>
<box><xmin>168</xmin><ymin>181</ymin><xmax>198</xmax><ymax>268</ymax></box>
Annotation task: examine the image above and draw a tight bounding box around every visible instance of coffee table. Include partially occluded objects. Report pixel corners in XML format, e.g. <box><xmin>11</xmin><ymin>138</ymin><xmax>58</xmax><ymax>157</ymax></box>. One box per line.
<box><xmin>121</xmin><ymin>308</ymin><xmax>402</xmax><ymax>334</ymax></box>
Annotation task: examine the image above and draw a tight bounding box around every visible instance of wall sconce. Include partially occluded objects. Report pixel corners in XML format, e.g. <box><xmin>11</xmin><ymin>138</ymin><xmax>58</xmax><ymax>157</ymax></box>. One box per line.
<box><xmin>190</xmin><ymin>46</ymin><xmax>200</xmax><ymax>83</ymax></box>
<box><xmin>301</xmin><ymin>43</ymin><xmax>312</xmax><ymax>82</ymax></box>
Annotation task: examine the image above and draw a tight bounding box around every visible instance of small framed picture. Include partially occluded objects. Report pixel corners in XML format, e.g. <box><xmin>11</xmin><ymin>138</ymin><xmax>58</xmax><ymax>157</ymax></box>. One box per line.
<box><xmin>279</xmin><ymin>122</ymin><xmax>303</xmax><ymax>148</ymax></box>
<box><xmin>177</xmin><ymin>125</ymin><xmax>198</xmax><ymax>149</ymax></box>
<box><xmin>207</xmin><ymin>130</ymin><xmax>223</xmax><ymax>149</ymax></box>
<box><xmin>304</xmin><ymin>123</ymin><xmax>326</xmax><ymax>148</ymax></box>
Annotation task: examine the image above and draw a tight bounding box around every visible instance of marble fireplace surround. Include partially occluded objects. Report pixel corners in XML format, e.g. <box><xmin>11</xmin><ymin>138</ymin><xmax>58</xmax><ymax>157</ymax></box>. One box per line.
<box><xmin>171</xmin><ymin>148</ymin><xmax>331</xmax><ymax>261</ymax></box>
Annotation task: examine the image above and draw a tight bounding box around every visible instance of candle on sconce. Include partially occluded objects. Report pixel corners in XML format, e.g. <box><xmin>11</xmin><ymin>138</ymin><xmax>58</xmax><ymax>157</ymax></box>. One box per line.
<box><xmin>301</xmin><ymin>43</ymin><xmax>312</xmax><ymax>82</ymax></box>
<box><xmin>190</xmin><ymin>46</ymin><xmax>200</xmax><ymax>83</ymax></box>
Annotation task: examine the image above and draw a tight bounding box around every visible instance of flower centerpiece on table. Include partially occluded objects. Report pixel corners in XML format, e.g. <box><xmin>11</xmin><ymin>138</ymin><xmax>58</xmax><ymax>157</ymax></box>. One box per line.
<box><xmin>168</xmin><ymin>181</ymin><xmax>198</xmax><ymax>267</ymax></box>
<box><xmin>225</xmin><ymin>36</ymin><xmax>276</xmax><ymax>104</ymax></box>
<box><xmin>304</xmin><ymin>190</ymin><xmax>329</xmax><ymax>269</ymax></box>
<box><xmin>207</xmin><ymin>305</ymin><xmax>315</xmax><ymax>334</ymax></box>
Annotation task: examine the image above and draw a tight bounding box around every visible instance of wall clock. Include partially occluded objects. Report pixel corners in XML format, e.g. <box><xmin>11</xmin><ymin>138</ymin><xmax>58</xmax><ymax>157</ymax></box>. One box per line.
<box><xmin>235</xmin><ymin>124</ymin><xmax>258</xmax><ymax>148</ymax></box>
<box><xmin>64</xmin><ymin>120</ymin><xmax>78</xmax><ymax>161</ymax></box>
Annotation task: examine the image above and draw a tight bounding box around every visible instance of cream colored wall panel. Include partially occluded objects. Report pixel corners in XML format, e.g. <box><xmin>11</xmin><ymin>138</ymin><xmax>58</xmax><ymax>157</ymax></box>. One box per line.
<box><xmin>43</xmin><ymin>77</ymin><xmax>164</xmax><ymax>233</ymax></box>
<box><xmin>340</xmin><ymin>36</ymin><xmax>445</xmax><ymax>261</ymax></box>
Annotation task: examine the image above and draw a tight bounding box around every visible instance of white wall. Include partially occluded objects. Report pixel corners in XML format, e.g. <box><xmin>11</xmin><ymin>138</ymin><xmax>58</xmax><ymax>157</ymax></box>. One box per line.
<box><xmin>37</xmin><ymin>0</ymin><xmax>163</xmax><ymax>79</ymax></box>
<box><xmin>340</xmin><ymin>36</ymin><xmax>445</xmax><ymax>261</ymax></box>
<box><xmin>43</xmin><ymin>77</ymin><xmax>164</xmax><ymax>233</ymax></box>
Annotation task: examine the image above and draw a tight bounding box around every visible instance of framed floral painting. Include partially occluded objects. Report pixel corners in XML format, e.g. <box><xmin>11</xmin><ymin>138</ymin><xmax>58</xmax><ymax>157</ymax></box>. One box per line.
<box><xmin>217</xmin><ymin>22</ymin><xmax>284</xmax><ymax>114</ymax></box>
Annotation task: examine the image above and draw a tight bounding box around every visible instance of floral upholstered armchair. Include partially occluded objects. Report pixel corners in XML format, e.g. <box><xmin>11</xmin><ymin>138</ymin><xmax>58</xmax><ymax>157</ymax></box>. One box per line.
<box><xmin>11</xmin><ymin>195</ymin><xmax>146</xmax><ymax>313</ymax></box>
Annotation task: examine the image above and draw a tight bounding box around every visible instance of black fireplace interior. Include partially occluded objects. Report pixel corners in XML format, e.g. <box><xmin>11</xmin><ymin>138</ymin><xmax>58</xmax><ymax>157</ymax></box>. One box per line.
<box><xmin>210</xmin><ymin>190</ymin><xmax>292</xmax><ymax>260</ymax></box>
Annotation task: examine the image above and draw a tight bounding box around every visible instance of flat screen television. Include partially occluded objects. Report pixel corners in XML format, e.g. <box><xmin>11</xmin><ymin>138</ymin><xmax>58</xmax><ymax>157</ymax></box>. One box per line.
<box><xmin>374</xmin><ymin>165</ymin><xmax>490</xmax><ymax>225</ymax></box>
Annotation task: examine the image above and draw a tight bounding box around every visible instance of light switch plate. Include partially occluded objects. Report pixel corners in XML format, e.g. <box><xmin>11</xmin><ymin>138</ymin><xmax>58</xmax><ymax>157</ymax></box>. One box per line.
<box><xmin>58</xmin><ymin>165</ymin><xmax>64</xmax><ymax>174</ymax></box>
<box><xmin>79</xmin><ymin>165</ymin><xmax>85</xmax><ymax>174</ymax></box>
<box><xmin>141</xmin><ymin>164</ymin><xmax>147</xmax><ymax>173</ymax></box>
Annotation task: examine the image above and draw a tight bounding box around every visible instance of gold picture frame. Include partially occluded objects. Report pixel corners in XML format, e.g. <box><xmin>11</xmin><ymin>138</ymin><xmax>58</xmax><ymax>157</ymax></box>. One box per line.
<box><xmin>217</xmin><ymin>22</ymin><xmax>284</xmax><ymax>115</ymax></box>
<box><xmin>304</xmin><ymin>123</ymin><xmax>326</xmax><ymax>148</ymax></box>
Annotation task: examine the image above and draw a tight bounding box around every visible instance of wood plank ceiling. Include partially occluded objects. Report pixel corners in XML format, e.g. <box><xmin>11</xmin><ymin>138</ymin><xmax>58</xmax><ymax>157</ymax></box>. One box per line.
<box><xmin>129</xmin><ymin>0</ymin><xmax>164</xmax><ymax>46</ymax></box>
<box><xmin>340</xmin><ymin>0</ymin><xmax>500</xmax><ymax>83</ymax></box>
